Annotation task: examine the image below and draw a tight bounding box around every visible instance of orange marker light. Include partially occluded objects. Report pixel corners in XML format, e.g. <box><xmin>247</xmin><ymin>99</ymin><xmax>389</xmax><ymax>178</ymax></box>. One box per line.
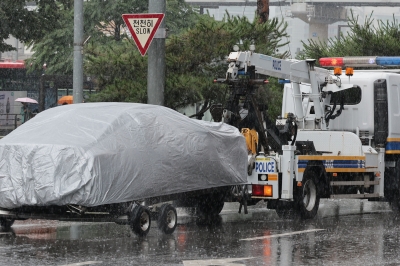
<box><xmin>334</xmin><ymin>67</ymin><xmax>342</xmax><ymax>76</ymax></box>
<box><xmin>345</xmin><ymin>67</ymin><xmax>354</xmax><ymax>76</ymax></box>
<box><xmin>264</xmin><ymin>185</ymin><xmax>273</xmax><ymax>197</ymax></box>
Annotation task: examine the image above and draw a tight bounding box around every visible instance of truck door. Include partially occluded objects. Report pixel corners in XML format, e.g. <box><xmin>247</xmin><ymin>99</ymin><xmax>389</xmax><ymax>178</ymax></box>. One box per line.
<box><xmin>374</xmin><ymin>79</ymin><xmax>388</xmax><ymax>146</ymax></box>
<box><xmin>386</xmin><ymin>75</ymin><xmax>400</xmax><ymax>148</ymax></box>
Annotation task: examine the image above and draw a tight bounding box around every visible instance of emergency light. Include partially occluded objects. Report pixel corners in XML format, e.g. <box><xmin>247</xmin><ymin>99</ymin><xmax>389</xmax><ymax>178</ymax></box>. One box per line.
<box><xmin>319</xmin><ymin>56</ymin><xmax>400</xmax><ymax>67</ymax></box>
<box><xmin>278</xmin><ymin>79</ymin><xmax>291</xmax><ymax>84</ymax></box>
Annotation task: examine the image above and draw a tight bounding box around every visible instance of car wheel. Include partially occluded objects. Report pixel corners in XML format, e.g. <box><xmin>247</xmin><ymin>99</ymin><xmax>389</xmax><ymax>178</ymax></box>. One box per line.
<box><xmin>128</xmin><ymin>205</ymin><xmax>151</xmax><ymax>237</ymax></box>
<box><xmin>157</xmin><ymin>204</ymin><xmax>177</xmax><ymax>234</ymax></box>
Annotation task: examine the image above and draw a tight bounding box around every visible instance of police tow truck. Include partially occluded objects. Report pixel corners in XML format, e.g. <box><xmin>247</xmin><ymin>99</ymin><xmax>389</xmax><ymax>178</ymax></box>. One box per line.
<box><xmin>214</xmin><ymin>45</ymin><xmax>400</xmax><ymax>219</ymax></box>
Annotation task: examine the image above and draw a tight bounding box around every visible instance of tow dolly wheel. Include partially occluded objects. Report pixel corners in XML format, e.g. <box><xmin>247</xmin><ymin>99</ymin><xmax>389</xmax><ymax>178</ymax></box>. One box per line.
<box><xmin>157</xmin><ymin>204</ymin><xmax>177</xmax><ymax>234</ymax></box>
<box><xmin>0</xmin><ymin>218</ymin><xmax>15</xmax><ymax>230</ymax></box>
<box><xmin>128</xmin><ymin>205</ymin><xmax>151</xmax><ymax>237</ymax></box>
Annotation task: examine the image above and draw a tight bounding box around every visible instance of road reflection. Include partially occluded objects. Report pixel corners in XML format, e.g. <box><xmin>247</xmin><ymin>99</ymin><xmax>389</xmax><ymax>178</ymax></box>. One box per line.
<box><xmin>262</xmin><ymin>231</ymin><xmax>271</xmax><ymax>265</ymax></box>
<box><xmin>0</xmin><ymin>201</ymin><xmax>397</xmax><ymax>266</ymax></box>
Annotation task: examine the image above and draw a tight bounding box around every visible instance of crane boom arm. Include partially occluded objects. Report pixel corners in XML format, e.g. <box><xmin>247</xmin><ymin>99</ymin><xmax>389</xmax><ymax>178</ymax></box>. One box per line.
<box><xmin>227</xmin><ymin>51</ymin><xmax>329</xmax><ymax>84</ymax></box>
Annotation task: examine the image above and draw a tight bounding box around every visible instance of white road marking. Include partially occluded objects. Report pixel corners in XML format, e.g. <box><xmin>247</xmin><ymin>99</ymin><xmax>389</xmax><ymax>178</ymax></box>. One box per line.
<box><xmin>59</xmin><ymin>261</ymin><xmax>103</xmax><ymax>266</ymax></box>
<box><xmin>0</xmin><ymin>232</ymin><xmax>12</xmax><ymax>235</ymax></box>
<box><xmin>182</xmin><ymin>257</ymin><xmax>253</xmax><ymax>266</ymax></box>
<box><xmin>240</xmin><ymin>229</ymin><xmax>326</xmax><ymax>241</ymax></box>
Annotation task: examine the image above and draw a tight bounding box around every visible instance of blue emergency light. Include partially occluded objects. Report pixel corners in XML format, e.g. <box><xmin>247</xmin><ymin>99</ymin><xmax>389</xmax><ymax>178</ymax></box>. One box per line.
<box><xmin>278</xmin><ymin>79</ymin><xmax>291</xmax><ymax>84</ymax></box>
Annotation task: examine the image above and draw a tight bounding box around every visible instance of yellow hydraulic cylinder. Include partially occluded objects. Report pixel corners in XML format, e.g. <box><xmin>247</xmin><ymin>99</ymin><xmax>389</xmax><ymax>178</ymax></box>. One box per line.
<box><xmin>241</xmin><ymin>128</ymin><xmax>258</xmax><ymax>155</ymax></box>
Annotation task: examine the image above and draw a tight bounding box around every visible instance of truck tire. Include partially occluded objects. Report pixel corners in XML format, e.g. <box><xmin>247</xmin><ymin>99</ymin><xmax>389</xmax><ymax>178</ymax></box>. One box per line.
<box><xmin>157</xmin><ymin>204</ymin><xmax>177</xmax><ymax>235</ymax></box>
<box><xmin>128</xmin><ymin>205</ymin><xmax>151</xmax><ymax>237</ymax></box>
<box><xmin>388</xmin><ymin>193</ymin><xmax>400</xmax><ymax>212</ymax></box>
<box><xmin>0</xmin><ymin>218</ymin><xmax>15</xmax><ymax>229</ymax></box>
<box><xmin>386</xmin><ymin>158</ymin><xmax>400</xmax><ymax>212</ymax></box>
<box><xmin>297</xmin><ymin>169</ymin><xmax>320</xmax><ymax>219</ymax></box>
<box><xmin>275</xmin><ymin>201</ymin><xmax>298</xmax><ymax>219</ymax></box>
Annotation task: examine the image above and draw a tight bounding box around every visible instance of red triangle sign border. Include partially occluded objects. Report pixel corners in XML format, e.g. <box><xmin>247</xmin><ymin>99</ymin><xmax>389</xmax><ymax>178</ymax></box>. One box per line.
<box><xmin>122</xmin><ymin>13</ymin><xmax>165</xmax><ymax>56</ymax></box>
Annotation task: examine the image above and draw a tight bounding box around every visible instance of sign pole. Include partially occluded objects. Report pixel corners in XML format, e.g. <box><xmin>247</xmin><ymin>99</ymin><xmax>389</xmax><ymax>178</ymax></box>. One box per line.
<box><xmin>73</xmin><ymin>0</ymin><xmax>84</xmax><ymax>104</ymax></box>
<box><xmin>147</xmin><ymin>0</ymin><xmax>166</xmax><ymax>106</ymax></box>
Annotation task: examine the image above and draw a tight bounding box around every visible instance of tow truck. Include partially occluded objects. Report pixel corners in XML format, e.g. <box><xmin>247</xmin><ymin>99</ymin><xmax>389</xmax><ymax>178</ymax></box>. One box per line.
<box><xmin>215</xmin><ymin>45</ymin><xmax>400</xmax><ymax>218</ymax></box>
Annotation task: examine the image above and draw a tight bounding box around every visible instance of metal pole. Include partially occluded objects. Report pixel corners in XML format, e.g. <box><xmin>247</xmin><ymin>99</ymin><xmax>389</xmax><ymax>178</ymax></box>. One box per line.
<box><xmin>39</xmin><ymin>75</ymin><xmax>45</xmax><ymax>112</ymax></box>
<box><xmin>73</xmin><ymin>0</ymin><xmax>84</xmax><ymax>104</ymax></box>
<box><xmin>14</xmin><ymin>37</ymin><xmax>18</xmax><ymax>62</ymax></box>
<box><xmin>147</xmin><ymin>0</ymin><xmax>166</xmax><ymax>106</ymax></box>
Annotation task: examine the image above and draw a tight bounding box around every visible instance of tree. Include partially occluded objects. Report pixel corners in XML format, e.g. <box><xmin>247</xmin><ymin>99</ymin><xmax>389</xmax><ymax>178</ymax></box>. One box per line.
<box><xmin>165</xmin><ymin>0</ymin><xmax>198</xmax><ymax>36</ymax></box>
<box><xmin>301</xmin><ymin>11</ymin><xmax>400</xmax><ymax>63</ymax></box>
<box><xmin>163</xmin><ymin>14</ymin><xmax>288</xmax><ymax>114</ymax></box>
<box><xmin>257</xmin><ymin>0</ymin><xmax>269</xmax><ymax>23</ymax></box>
<box><xmin>26</xmin><ymin>0</ymin><xmax>146</xmax><ymax>74</ymax></box>
<box><xmin>85</xmin><ymin>12</ymin><xmax>288</xmax><ymax>122</ymax></box>
<box><xmin>26</xmin><ymin>7</ymin><xmax>75</xmax><ymax>74</ymax></box>
<box><xmin>84</xmin><ymin>40</ymin><xmax>148</xmax><ymax>103</ymax></box>
<box><xmin>82</xmin><ymin>0</ymin><xmax>199</xmax><ymax>103</ymax></box>
<box><xmin>0</xmin><ymin>0</ymin><xmax>72</xmax><ymax>53</ymax></box>
<box><xmin>26</xmin><ymin>0</ymin><xmax>198</xmax><ymax>74</ymax></box>
<box><xmin>84</xmin><ymin>0</ymin><xmax>148</xmax><ymax>42</ymax></box>
<box><xmin>25</xmin><ymin>1</ymin><xmax>288</xmax><ymax>120</ymax></box>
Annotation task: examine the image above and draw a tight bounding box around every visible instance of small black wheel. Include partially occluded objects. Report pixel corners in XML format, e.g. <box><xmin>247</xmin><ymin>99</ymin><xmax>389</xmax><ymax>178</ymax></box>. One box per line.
<box><xmin>157</xmin><ymin>204</ymin><xmax>177</xmax><ymax>234</ymax></box>
<box><xmin>297</xmin><ymin>169</ymin><xmax>320</xmax><ymax>219</ymax></box>
<box><xmin>197</xmin><ymin>191</ymin><xmax>225</xmax><ymax>217</ymax></box>
<box><xmin>128</xmin><ymin>205</ymin><xmax>151</xmax><ymax>237</ymax></box>
<box><xmin>0</xmin><ymin>218</ymin><xmax>15</xmax><ymax>229</ymax></box>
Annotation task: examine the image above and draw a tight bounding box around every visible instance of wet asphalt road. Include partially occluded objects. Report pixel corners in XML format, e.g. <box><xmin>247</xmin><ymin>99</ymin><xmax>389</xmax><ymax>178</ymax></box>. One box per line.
<box><xmin>0</xmin><ymin>199</ymin><xmax>398</xmax><ymax>266</ymax></box>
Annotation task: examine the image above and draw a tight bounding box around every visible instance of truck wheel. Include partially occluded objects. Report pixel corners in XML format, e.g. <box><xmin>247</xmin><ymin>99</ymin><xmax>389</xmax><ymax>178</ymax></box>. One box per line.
<box><xmin>128</xmin><ymin>205</ymin><xmax>151</xmax><ymax>237</ymax></box>
<box><xmin>0</xmin><ymin>218</ymin><xmax>15</xmax><ymax>229</ymax></box>
<box><xmin>388</xmin><ymin>192</ymin><xmax>400</xmax><ymax>211</ymax></box>
<box><xmin>157</xmin><ymin>204</ymin><xmax>177</xmax><ymax>234</ymax></box>
<box><xmin>275</xmin><ymin>201</ymin><xmax>297</xmax><ymax>219</ymax></box>
<box><xmin>297</xmin><ymin>170</ymin><xmax>320</xmax><ymax>219</ymax></box>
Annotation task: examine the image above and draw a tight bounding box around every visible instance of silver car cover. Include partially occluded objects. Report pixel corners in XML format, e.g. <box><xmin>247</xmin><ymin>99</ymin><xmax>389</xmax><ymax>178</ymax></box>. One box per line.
<box><xmin>0</xmin><ymin>103</ymin><xmax>247</xmax><ymax>208</ymax></box>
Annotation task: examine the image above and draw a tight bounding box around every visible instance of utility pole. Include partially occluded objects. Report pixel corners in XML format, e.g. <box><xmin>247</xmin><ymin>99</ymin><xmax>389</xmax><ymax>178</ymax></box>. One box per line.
<box><xmin>14</xmin><ymin>37</ymin><xmax>18</xmax><ymax>62</ymax></box>
<box><xmin>73</xmin><ymin>0</ymin><xmax>84</xmax><ymax>104</ymax></box>
<box><xmin>147</xmin><ymin>0</ymin><xmax>166</xmax><ymax>106</ymax></box>
<box><xmin>257</xmin><ymin>0</ymin><xmax>269</xmax><ymax>23</ymax></box>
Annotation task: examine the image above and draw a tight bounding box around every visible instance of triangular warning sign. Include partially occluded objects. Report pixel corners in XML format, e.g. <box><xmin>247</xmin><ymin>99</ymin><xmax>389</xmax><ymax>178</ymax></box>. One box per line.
<box><xmin>122</xmin><ymin>13</ymin><xmax>165</xmax><ymax>56</ymax></box>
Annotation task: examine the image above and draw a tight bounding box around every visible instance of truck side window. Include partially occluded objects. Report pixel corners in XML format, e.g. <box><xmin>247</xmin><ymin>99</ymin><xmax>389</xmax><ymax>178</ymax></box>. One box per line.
<box><xmin>330</xmin><ymin>86</ymin><xmax>362</xmax><ymax>105</ymax></box>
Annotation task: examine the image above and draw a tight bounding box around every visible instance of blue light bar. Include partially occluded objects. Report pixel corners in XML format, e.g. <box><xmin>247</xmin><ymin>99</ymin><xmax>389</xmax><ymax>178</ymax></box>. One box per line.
<box><xmin>278</xmin><ymin>79</ymin><xmax>291</xmax><ymax>84</ymax></box>
<box><xmin>375</xmin><ymin>57</ymin><xmax>400</xmax><ymax>66</ymax></box>
<box><xmin>238</xmin><ymin>70</ymin><xmax>249</xmax><ymax>76</ymax></box>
